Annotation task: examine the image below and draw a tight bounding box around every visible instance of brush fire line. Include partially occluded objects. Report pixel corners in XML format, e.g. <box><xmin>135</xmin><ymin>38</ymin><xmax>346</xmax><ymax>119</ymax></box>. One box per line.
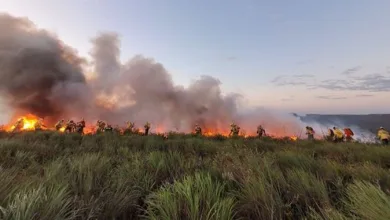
<box><xmin>0</xmin><ymin>114</ymin><xmax>388</xmax><ymax>144</ymax></box>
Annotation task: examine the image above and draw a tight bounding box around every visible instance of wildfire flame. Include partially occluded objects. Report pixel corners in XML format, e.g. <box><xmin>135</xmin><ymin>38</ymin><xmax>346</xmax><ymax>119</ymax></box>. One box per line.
<box><xmin>6</xmin><ymin>114</ymin><xmax>42</xmax><ymax>132</ymax></box>
<box><xmin>1</xmin><ymin>114</ymin><xmax>301</xmax><ymax>141</ymax></box>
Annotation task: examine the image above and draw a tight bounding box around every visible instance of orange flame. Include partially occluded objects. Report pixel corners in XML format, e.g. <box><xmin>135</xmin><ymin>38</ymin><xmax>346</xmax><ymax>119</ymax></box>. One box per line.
<box><xmin>5</xmin><ymin>114</ymin><xmax>42</xmax><ymax>132</ymax></box>
<box><xmin>1</xmin><ymin>115</ymin><xmax>302</xmax><ymax>140</ymax></box>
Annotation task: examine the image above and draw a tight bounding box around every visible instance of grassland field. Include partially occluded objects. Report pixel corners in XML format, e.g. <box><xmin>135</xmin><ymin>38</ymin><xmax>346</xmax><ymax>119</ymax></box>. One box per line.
<box><xmin>0</xmin><ymin>131</ymin><xmax>389</xmax><ymax>220</ymax></box>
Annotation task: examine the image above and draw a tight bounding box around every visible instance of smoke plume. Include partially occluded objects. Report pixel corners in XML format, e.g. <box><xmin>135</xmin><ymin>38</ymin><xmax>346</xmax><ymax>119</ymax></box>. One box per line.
<box><xmin>0</xmin><ymin>13</ymin><xmax>377</xmax><ymax>140</ymax></box>
<box><xmin>0</xmin><ymin>13</ymin><xmax>244</xmax><ymax>132</ymax></box>
<box><xmin>90</xmin><ymin>33</ymin><xmax>242</xmax><ymax>132</ymax></box>
<box><xmin>0</xmin><ymin>13</ymin><xmax>91</xmax><ymax>123</ymax></box>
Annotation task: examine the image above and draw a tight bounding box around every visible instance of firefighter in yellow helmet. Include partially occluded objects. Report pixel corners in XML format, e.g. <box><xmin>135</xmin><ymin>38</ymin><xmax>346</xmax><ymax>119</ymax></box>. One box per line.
<box><xmin>144</xmin><ymin>122</ymin><xmax>151</xmax><ymax>135</ymax></box>
<box><xmin>194</xmin><ymin>124</ymin><xmax>202</xmax><ymax>135</ymax></box>
<box><xmin>55</xmin><ymin>119</ymin><xmax>65</xmax><ymax>131</ymax></box>
<box><xmin>305</xmin><ymin>126</ymin><xmax>315</xmax><ymax>140</ymax></box>
<box><xmin>333</xmin><ymin>127</ymin><xmax>344</xmax><ymax>142</ymax></box>
<box><xmin>377</xmin><ymin>127</ymin><xmax>389</xmax><ymax>145</ymax></box>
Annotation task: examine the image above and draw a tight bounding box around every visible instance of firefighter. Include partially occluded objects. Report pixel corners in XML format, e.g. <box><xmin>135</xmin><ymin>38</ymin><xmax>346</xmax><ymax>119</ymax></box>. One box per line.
<box><xmin>113</xmin><ymin>125</ymin><xmax>122</xmax><ymax>134</ymax></box>
<box><xmin>194</xmin><ymin>124</ymin><xmax>202</xmax><ymax>135</ymax></box>
<box><xmin>65</xmin><ymin>120</ymin><xmax>76</xmax><ymax>133</ymax></box>
<box><xmin>333</xmin><ymin>127</ymin><xmax>344</xmax><ymax>142</ymax></box>
<box><xmin>34</xmin><ymin>118</ymin><xmax>44</xmax><ymax>131</ymax></box>
<box><xmin>13</xmin><ymin>118</ymin><xmax>24</xmax><ymax>132</ymax></box>
<box><xmin>96</xmin><ymin>120</ymin><xmax>106</xmax><ymax>133</ymax></box>
<box><xmin>79</xmin><ymin>118</ymin><xmax>86</xmax><ymax>128</ymax></box>
<box><xmin>230</xmin><ymin>123</ymin><xmax>240</xmax><ymax>136</ymax></box>
<box><xmin>95</xmin><ymin>120</ymin><xmax>102</xmax><ymax>133</ymax></box>
<box><xmin>105</xmin><ymin>124</ymin><xmax>113</xmax><ymax>132</ymax></box>
<box><xmin>305</xmin><ymin>126</ymin><xmax>315</xmax><ymax>140</ymax></box>
<box><xmin>75</xmin><ymin>118</ymin><xmax>85</xmax><ymax>134</ymax></box>
<box><xmin>377</xmin><ymin>127</ymin><xmax>389</xmax><ymax>145</ymax></box>
<box><xmin>257</xmin><ymin>125</ymin><xmax>266</xmax><ymax>137</ymax></box>
<box><xmin>144</xmin><ymin>122</ymin><xmax>151</xmax><ymax>135</ymax></box>
<box><xmin>326</xmin><ymin>128</ymin><xmax>334</xmax><ymax>141</ymax></box>
<box><xmin>125</xmin><ymin>121</ymin><xmax>135</xmax><ymax>134</ymax></box>
<box><xmin>343</xmin><ymin>127</ymin><xmax>354</xmax><ymax>142</ymax></box>
<box><xmin>235</xmin><ymin>124</ymin><xmax>241</xmax><ymax>136</ymax></box>
<box><xmin>55</xmin><ymin>119</ymin><xmax>65</xmax><ymax>131</ymax></box>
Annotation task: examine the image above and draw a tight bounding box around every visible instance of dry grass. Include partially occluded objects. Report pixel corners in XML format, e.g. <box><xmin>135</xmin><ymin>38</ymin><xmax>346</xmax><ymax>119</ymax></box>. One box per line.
<box><xmin>0</xmin><ymin>130</ymin><xmax>389</xmax><ymax>219</ymax></box>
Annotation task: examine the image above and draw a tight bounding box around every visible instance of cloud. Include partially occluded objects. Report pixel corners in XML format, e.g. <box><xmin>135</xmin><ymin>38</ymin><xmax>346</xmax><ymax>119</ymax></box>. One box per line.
<box><xmin>341</xmin><ymin>66</ymin><xmax>362</xmax><ymax>75</ymax></box>
<box><xmin>271</xmin><ymin>75</ymin><xmax>286</xmax><ymax>83</ymax></box>
<box><xmin>294</xmin><ymin>74</ymin><xmax>314</xmax><ymax>78</ymax></box>
<box><xmin>356</xmin><ymin>94</ymin><xmax>374</xmax><ymax>97</ymax></box>
<box><xmin>316</xmin><ymin>95</ymin><xmax>347</xmax><ymax>100</ymax></box>
<box><xmin>271</xmin><ymin>66</ymin><xmax>390</xmax><ymax>93</ymax></box>
<box><xmin>271</xmin><ymin>74</ymin><xmax>313</xmax><ymax>86</ymax></box>
<box><xmin>317</xmin><ymin>73</ymin><xmax>390</xmax><ymax>92</ymax></box>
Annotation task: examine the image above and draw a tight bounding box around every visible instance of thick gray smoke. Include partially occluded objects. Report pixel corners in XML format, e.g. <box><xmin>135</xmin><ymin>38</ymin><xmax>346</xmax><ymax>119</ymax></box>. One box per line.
<box><xmin>0</xmin><ymin>13</ymin><xmax>377</xmax><ymax>140</ymax></box>
<box><xmin>0</xmin><ymin>13</ymin><xmax>92</xmax><ymax>123</ymax></box>
<box><xmin>0</xmin><ymin>13</ymin><xmax>243</xmax><ymax>131</ymax></box>
<box><xmin>89</xmin><ymin>33</ymin><xmax>242</xmax><ymax>131</ymax></box>
<box><xmin>89</xmin><ymin>32</ymin><xmax>121</xmax><ymax>94</ymax></box>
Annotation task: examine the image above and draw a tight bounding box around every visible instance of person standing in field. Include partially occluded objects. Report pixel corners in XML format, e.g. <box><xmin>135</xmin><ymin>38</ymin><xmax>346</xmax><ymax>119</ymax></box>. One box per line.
<box><xmin>144</xmin><ymin>122</ymin><xmax>151</xmax><ymax>135</ymax></box>
<box><xmin>257</xmin><ymin>125</ymin><xmax>266</xmax><ymax>137</ymax></box>
<box><xmin>194</xmin><ymin>124</ymin><xmax>202</xmax><ymax>135</ymax></box>
<box><xmin>343</xmin><ymin>127</ymin><xmax>354</xmax><ymax>142</ymax></box>
<box><xmin>55</xmin><ymin>119</ymin><xmax>65</xmax><ymax>131</ymax></box>
<box><xmin>333</xmin><ymin>127</ymin><xmax>344</xmax><ymax>142</ymax></box>
<box><xmin>230</xmin><ymin>123</ymin><xmax>240</xmax><ymax>136</ymax></box>
<box><xmin>326</xmin><ymin>128</ymin><xmax>334</xmax><ymax>141</ymax></box>
<box><xmin>377</xmin><ymin>127</ymin><xmax>389</xmax><ymax>145</ymax></box>
<box><xmin>305</xmin><ymin>126</ymin><xmax>315</xmax><ymax>140</ymax></box>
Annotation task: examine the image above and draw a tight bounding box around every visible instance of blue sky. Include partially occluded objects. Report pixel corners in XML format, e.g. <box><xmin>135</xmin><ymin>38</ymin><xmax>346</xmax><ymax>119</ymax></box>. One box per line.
<box><xmin>1</xmin><ymin>0</ymin><xmax>390</xmax><ymax>114</ymax></box>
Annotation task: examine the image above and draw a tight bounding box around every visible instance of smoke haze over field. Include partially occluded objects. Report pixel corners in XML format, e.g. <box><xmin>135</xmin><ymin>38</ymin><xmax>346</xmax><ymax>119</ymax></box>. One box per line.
<box><xmin>0</xmin><ymin>13</ymin><xmax>91</xmax><ymax>124</ymax></box>
<box><xmin>0</xmin><ymin>13</ymin><xmax>249</xmax><ymax>133</ymax></box>
<box><xmin>0</xmin><ymin>13</ymin><xmax>379</xmax><ymax>139</ymax></box>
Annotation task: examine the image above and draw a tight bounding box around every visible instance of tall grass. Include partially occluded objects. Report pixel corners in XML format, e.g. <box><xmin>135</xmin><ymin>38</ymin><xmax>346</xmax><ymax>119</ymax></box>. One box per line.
<box><xmin>0</xmin><ymin>131</ymin><xmax>388</xmax><ymax>219</ymax></box>
<box><xmin>145</xmin><ymin>172</ymin><xmax>235</xmax><ymax>220</ymax></box>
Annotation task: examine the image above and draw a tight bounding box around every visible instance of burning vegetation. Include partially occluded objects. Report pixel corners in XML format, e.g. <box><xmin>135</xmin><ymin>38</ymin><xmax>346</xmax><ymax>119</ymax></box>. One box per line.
<box><xmin>0</xmin><ymin>13</ymin><xmax>306</xmax><ymax>141</ymax></box>
<box><xmin>5</xmin><ymin>114</ymin><xmax>45</xmax><ymax>132</ymax></box>
<box><xmin>0</xmin><ymin>13</ymin><xmax>360</xmax><ymax>143</ymax></box>
<box><xmin>1</xmin><ymin>113</ymin><xmax>300</xmax><ymax>142</ymax></box>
